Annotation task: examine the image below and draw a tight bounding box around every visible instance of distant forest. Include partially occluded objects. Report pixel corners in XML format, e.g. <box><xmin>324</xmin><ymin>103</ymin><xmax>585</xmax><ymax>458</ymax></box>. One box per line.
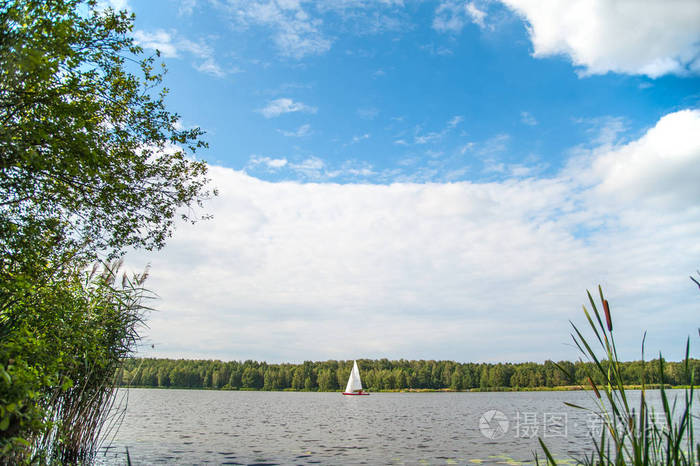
<box><xmin>119</xmin><ymin>358</ymin><xmax>698</xmax><ymax>391</ymax></box>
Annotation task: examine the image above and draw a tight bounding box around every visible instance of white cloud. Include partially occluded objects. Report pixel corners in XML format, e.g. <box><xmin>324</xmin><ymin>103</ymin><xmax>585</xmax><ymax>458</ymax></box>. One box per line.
<box><xmin>133</xmin><ymin>30</ymin><xmax>179</xmax><ymax>58</ymax></box>
<box><xmin>520</xmin><ymin>111</ymin><xmax>537</xmax><ymax>126</ymax></box>
<box><xmin>415</xmin><ymin>131</ymin><xmax>443</xmax><ymax>145</ymax></box>
<box><xmin>459</xmin><ymin>142</ymin><xmax>475</xmax><ymax>154</ymax></box>
<box><xmin>215</xmin><ymin>1</ymin><xmax>409</xmax><ymax>59</ymax></box>
<box><xmin>352</xmin><ymin>133</ymin><xmax>371</xmax><ymax>143</ymax></box>
<box><xmin>178</xmin><ymin>0</ymin><xmax>197</xmax><ymax>16</ymax></box>
<box><xmin>127</xmin><ymin>110</ymin><xmax>700</xmax><ymax>363</ymax></box>
<box><xmin>413</xmin><ymin>115</ymin><xmax>465</xmax><ymax>145</ymax></box>
<box><xmin>195</xmin><ymin>58</ymin><xmax>226</xmax><ymax>78</ymax></box>
<box><xmin>477</xmin><ymin>133</ymin><xmax>510</xmax><ymax>156</ymax></box>
<box><xmin>357</xmin><ymin>107</ymin><xmax>380</xmax><ymax>120</ymax></box>
<box><xmin>133</xmin><ymin>30</ymin><xmax>229</xmax><ymax>77</ymax></box>
<box><xmin>589</xmin><ymin>109</ymin><xmax>700</xmax><ymax>209</ymax></box>
<box><xmin>433</xmin><ymin>1</ymin><xmax>466</xmax><ymax>33</ymax></box>
<box><xmin>278</xmin><ymin>123</ymin><xmax>312</xmax><ymax>137</ymax></box>
<box><xmin>433</xmin><ymin>0</ymin><xmax>489</xmax><ymax>33</ymax></box>
<box><xmin>224</xmin><ymin>0</ymin><xmax>332</xmax><ymax>58</ymax></box>
<box><xmin>289</xmin><ymin>156</ymin><xmax>326</xmax><ymax>179</ymax></box>
<box><xmin>248</xmin><ymin>155</ymin><xmax>289</xmax><ymax>169</ymax></box>
<box><xmin>570</xmin><ymin>115</ymin><xmax>628</xmax><ymax>148</ymax></box>
<box><xmin>466</xmin><ymin>2</ymin><xmax>487</xmax><ymax>28</ymax></box>
<box><xmin>420</xmin><ymin>43</ymin><xmax>454</xmax><ymax>56</ymax></box>
<box><xmin>344</xmin><ymin>166</ymin><xmax>375</xmax><ymax>176</ymax></box>
<box><xmin>501</xmin><ymin>0</ymin><xmax>700</xmax><ymax>77</ymax></box>
<box><xmin>258</xmin><ymin>98</ymin><xmax>317</xmax><ymax>118</ymax></box>
<box><xmin>97</xmin><ymin>0</ymin><xmax>130</xmax><ymax>11</ymax></box>
<box><xmin>447</xmin><ymin>115</ymin><xmax>464</xmax><ymax>128</ymax></box>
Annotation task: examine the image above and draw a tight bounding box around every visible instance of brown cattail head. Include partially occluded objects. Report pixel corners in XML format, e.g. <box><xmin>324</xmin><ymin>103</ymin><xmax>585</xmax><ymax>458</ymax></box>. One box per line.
<box><xmin>588</xmin><ymin>376</ymin><xmax>601</xmax><ymax>398</ymax></box>
<box><xmin>603</xmin><ymin>299</ymin><xmax>612</xmax><ymax>332</ymax></box>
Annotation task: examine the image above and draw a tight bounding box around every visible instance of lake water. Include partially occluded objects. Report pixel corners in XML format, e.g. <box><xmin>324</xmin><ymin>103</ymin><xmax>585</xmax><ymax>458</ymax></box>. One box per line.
<box><xmin>97</xmin><ymin>389</ymin><xmax>681</xmax><ymax>465</ymax></box>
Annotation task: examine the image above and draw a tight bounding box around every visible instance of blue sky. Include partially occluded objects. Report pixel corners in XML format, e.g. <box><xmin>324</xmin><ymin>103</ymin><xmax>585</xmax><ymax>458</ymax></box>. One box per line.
<box><xmin>119</xmin><ymin>0</ymin><xmax>700</xmax><ymax>363</ymax></box>
<box><xmin>129</xmin><ymin>0</ymin><xmax>698</xmax><ymax>183</ymax></box>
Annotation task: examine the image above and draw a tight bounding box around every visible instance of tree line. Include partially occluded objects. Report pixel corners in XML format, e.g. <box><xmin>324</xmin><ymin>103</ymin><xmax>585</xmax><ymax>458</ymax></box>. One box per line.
<box><xmin>119</xmin><ymin>357</ymin><xmax>698</xmax><ymax>392</ymax></box>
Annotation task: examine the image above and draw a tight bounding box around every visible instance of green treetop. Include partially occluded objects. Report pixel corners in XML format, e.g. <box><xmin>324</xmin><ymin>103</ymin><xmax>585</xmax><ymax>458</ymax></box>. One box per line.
<box><xmin>0</xmin><ymin>0</ymin><xmax>214</xmax><ymax>263</ymax></box>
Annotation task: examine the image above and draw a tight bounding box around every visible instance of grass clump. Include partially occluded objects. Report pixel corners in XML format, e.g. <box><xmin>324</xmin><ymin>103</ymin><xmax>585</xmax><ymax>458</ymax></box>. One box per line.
<box><xmin>538</xmin><ymin>285</ymin><xmax>698</xmax><ymax>465</ymax></box>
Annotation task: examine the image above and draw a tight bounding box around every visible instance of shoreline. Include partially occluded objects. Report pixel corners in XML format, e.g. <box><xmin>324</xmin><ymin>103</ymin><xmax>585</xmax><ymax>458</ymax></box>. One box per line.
<box><xmin>119</xmin><ymin>384</ymin><xmax>693</xmax><ymax>393</ymax></box>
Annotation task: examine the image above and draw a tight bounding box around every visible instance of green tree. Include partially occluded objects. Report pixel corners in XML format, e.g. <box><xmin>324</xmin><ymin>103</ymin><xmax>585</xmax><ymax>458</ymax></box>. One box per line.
<box><xmin>228</xmin><ymin>369</ymin><xmax>242</xmax><ymax>389</ymax></box>
<box><xmin>291</xmin><ymin>367</ymin><xmax>304</xmax><ymax>390</ymax></box>
<box><xmin>241</xmin><ymin>367</ymin><xmax>262</xmax><ymax>389</ymax></box>
<box><xmin>317</xmin><ymin>369</ymin><xmax>337</xmax><ymax>391</ymax></box>
<box><xmin>1</xmin><ymin>0</ymin><xmax>213</xmax><ymax>262</ymax></box>
<box><xmin>0</xmin><ymin>0</ymin><xmax>213</xmax><ymax>461</ymax></box>
<box><xmin>450</xmin><ymin>367</ymin><xmax>463</xmax><ymax>390</ymax></box>
<box><xmin>303</xmin><ymin>377</ymin><xmax>315</xmax><ymax>391</ymax></box>
<box><xmin>479</xmin><ymin>365</ymin><xmax>490</xmax><ymax>389</ymax></box>
<box><xmin>157</xmin><ymin>367</ymin><xmax>170</xmax><ymax>387</ymax></box>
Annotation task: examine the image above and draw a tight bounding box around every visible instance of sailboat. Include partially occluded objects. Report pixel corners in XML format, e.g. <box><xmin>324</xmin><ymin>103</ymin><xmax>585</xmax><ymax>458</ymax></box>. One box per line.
<box><xmin>342</xmin><ymin>360</ymin><xmax>369</xmax><ymax>395</ymax></box>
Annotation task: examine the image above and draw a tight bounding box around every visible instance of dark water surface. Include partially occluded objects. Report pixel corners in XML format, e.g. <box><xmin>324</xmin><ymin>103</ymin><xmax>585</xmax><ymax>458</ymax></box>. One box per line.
<box><xmin>97</xmin><ymin>388</ymin><xmax>674</xmax><ymax>465</ymax></box>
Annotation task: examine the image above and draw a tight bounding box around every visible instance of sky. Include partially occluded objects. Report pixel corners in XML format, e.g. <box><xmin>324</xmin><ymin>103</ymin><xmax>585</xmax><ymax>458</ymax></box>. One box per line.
<box><xmin>116</xmin><ymin>0</ymin><xmax>700</xmax><ymax>364</ymax></box>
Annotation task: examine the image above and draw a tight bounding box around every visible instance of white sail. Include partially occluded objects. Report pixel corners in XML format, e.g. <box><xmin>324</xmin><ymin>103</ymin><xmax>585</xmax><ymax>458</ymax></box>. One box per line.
<box><xmin>344</xmin><ymin>360</ymin><xmax>363</xmax><ymax>393</ymax></box>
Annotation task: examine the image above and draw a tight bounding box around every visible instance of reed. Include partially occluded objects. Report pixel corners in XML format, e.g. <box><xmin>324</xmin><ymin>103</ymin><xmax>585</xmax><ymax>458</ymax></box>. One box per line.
<box><xmin>1</xmin><ymin>260</ymin><xmax>151</xmax><ymax>464</ymax></box>
<box><xmin>42</xmin><ymin>261</ymin><xmax>151</xmax><ymax>464</ymax></box>
<box><xmin>538</xmin><ymin>285</ymin><xmax>698</xmax><ymax>465</ymax></box>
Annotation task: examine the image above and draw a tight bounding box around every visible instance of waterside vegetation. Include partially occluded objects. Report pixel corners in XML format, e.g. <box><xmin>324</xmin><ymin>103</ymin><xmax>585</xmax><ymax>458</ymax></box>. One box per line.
<box><xmin>537</xmin><ymin>286</ymin><xmax>698</xmax><ymax>465</ymax></box>
<box><xmin>0</xmin><ymin>0</ymin><xmax>212</xmax><ymax>462</ymax></box>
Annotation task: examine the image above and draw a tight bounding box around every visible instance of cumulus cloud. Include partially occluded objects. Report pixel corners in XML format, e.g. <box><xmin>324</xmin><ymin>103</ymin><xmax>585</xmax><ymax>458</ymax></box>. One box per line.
<box><xmin>501</xmin><ymin>0</ymin><xmax>700</xmax><ymax>77</ymax></box>
<box><xmin>589</xmin><ymin>109</ymin><xmax>700</xmax><ymax>209</ymax></box>
<box><xmin>258</xmin><ymin>98</ymin><xmax>317</xmax><ymax>118</ymax></box>
<box><xmin>127</xmin><ymin>110</ymin><xmax>700</xmax><ymax>363</ymax></box>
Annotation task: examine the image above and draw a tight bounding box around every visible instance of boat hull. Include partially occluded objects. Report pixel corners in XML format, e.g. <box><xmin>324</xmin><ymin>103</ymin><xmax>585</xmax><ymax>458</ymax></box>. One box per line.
<box><xmin>342</xmin><ymin>392</ymin><xmax>370</xmax><ymax>395</ymax></box>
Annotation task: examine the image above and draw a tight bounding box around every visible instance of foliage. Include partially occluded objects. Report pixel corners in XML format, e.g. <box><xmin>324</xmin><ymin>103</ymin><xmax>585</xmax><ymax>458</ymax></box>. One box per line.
<box><xmin>118</xmin><ymin>356</ymin><xmax>698</xmax><ymax>392</ymax></box>
<box><xmin>1</xmin><ymin>0</ymin><xmax>213</xmax><ymax>260</ymax></box>
<box><xmin>0</xmin><ymin>0</ymin><xmax>213</xmax><ymax>462</ymax></box>
<box><xmin>1</xmin><ymin>260</ymin><xmax>151</xmax><ymax>463</ymax></box>
<box><xmin>538</xmin><ymin>286</ymin><xmax>699</xmax><ymax>465</ymax></box>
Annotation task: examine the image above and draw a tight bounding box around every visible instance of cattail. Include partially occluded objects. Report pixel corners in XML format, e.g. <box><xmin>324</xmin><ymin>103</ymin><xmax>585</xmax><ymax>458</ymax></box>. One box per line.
<box><xmin>588</xmin><ymin>376</ymin><xmax>601</xmax><ymax>398</ymax></box>
<box><xmin>603</xmin><ymin>299</ymin><xmax>612</xmax><ymax>332</ymax></box>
